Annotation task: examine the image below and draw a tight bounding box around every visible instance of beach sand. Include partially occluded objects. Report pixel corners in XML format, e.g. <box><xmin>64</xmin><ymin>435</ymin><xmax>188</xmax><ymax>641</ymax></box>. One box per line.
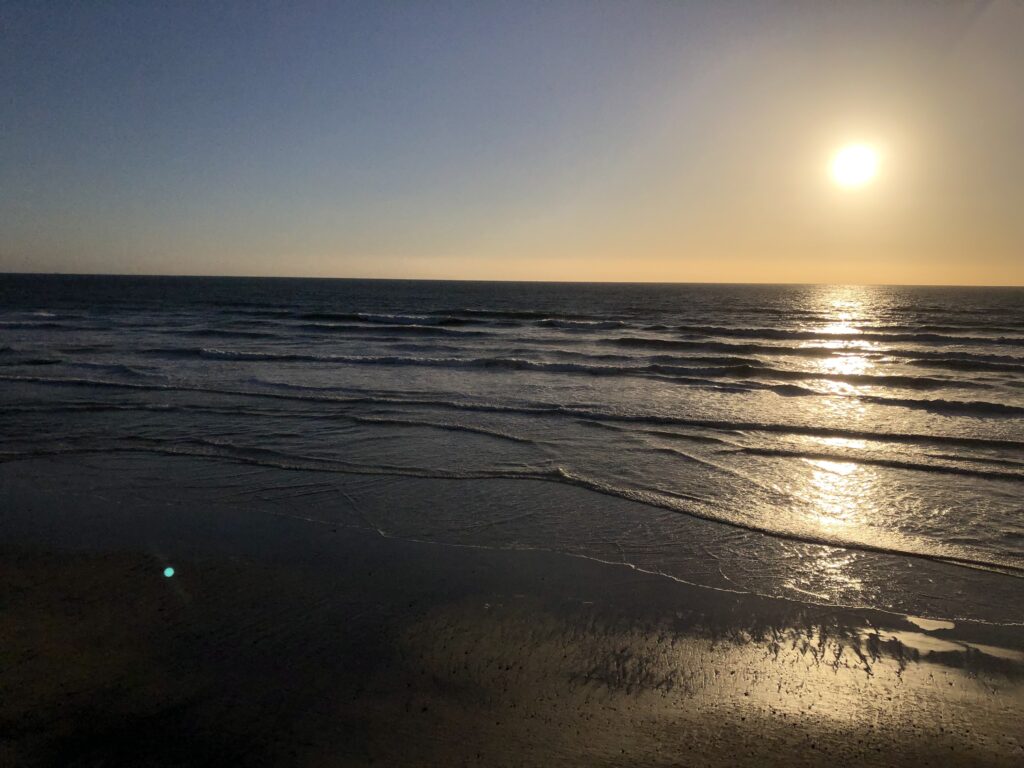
<box><xmin>1</xmin><ymin>454</ymin><xmax>1022</xmax><ymax>766</ymax></box>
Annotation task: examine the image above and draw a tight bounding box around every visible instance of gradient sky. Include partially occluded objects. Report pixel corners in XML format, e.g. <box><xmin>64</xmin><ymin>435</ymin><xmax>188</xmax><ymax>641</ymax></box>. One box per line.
<box><xmin>2</xmin><ymin>1</ymin><xmax>1022</xmax><ymax>284</ymax></box>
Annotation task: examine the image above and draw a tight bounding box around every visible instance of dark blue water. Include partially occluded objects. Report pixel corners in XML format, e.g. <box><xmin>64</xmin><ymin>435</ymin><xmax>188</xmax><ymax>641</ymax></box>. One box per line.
<box><xmin>2</xmin><ymin>275</ymin><xmax>1022</xmax><ymax>622</ymax></box>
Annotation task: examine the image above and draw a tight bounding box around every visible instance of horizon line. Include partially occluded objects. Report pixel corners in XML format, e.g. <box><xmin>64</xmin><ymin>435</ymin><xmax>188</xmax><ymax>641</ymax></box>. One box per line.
<box><xmin>1</xmin><ymin>270</ymin><xmax>1021</xmax><ymax>290</ymax></box>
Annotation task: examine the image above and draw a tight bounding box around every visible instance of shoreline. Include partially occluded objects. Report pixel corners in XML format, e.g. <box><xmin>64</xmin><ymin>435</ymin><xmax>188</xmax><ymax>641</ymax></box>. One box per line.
<box><xmin>2</xmin><ymin>453</ymin><xmax>1022</xmax><ymax>765</ymax></box>
<box><xmin>3</xmin><ymin>449</ymin><xmax>1022</xmax><ymax>627</ymax></box>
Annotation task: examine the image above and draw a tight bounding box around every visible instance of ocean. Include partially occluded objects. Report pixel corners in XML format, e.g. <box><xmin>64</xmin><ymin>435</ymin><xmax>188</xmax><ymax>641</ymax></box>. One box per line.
<box><xmin>1</xmin><ymin>275</ymin><xmax>1022</xmax><ymax>624</ymax></box>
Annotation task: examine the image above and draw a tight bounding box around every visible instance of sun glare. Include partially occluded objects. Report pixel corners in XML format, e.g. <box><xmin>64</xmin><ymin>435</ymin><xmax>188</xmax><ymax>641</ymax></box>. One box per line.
<box><xmin>830</xmin><ymin>144</ymin><xmax>879</xmax><ymax>188</ymax></box>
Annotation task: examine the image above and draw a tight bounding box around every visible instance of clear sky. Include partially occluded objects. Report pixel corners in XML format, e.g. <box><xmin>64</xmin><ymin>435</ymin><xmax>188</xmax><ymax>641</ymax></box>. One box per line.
<box><xmin>2</xmin><ymin>1</ymin><xmax>1022</xmax><ymax>284</ymax></box>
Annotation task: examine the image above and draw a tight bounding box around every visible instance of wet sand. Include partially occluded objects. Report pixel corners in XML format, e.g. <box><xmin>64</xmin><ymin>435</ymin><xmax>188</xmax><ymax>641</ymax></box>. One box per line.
<box><xmin>1</xmin><ymin>454</ymin><xmax>1022</xmax><ymax>766</ymax></box>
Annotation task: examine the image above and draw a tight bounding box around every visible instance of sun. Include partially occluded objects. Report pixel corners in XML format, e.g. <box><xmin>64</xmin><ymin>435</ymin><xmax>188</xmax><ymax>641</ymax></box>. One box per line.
<box><xmin>830</xmin><ymin>144</ymin><xmax>879</xmax><ymax>188</ymax></box>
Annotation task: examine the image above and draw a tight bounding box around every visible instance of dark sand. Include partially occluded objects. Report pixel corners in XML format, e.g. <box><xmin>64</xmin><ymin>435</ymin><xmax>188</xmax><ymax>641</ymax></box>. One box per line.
<box><xmin>1</xmin><ymin>454</ymin><xmax>1022</xmax><ymax>766</ymax></box>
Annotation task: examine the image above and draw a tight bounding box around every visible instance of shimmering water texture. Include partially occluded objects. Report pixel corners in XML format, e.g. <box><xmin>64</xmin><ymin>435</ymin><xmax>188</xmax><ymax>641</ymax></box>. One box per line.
<box><xmin>1</xmin><ymin>276</ymin><xmax>1021</xmax><ymax>623</ymax></box>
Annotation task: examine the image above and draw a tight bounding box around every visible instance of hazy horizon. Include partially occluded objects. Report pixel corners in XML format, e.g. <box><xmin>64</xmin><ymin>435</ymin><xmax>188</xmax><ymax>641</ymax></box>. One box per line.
<box><xmin>3</xmin><ymin>1</ymin><xmax>1023</xmax><ymax>285</ymax></box>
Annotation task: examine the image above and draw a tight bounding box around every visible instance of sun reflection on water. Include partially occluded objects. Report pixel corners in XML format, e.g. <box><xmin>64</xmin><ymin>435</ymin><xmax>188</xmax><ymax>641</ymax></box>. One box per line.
<box><xmin>781</xmin><ymin>452</ymin><xmax>888</xmax><ymax>601</ymax></box>
<box><xmin>818</xmin><ymin>319</ymin><xmax>859</xmax><ymax>336</ymax></box>
<box><xmin>819</xmin><ymin>354</ymin><xmax>871</xmax><ymax>376</ymax></box>
<box><xmin>806</xmin><ymin>458</ymin><xmax>860</xmax><ymax>527</ymax></box>
<box><xmin>819</xmin><ymin>436</ymin><xmax>868</xmax><ymax>450</ymax></box>
<box><xmin>802</xmin><ymin>286</ymin><xmax>885</xmax><ymax>385</ymax></box>
<box><xmin>777</xmin><ymin>287</ymin><xmax>925</xmax><ymax>604</ymax></box>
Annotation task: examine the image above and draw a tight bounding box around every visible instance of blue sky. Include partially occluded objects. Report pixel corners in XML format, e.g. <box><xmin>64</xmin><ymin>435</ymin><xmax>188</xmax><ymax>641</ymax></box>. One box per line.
<box><xmin>2</xmin><ymin>1</ymin><xmax>1022</xmax><ymax>283</ymax></box>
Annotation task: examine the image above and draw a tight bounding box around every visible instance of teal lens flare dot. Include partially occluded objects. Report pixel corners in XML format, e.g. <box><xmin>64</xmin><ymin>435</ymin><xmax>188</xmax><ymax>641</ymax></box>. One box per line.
<box><xmin>163</xmin><ymin>566</ymin><xmax>175</xmax><ymax>578</ymax></box>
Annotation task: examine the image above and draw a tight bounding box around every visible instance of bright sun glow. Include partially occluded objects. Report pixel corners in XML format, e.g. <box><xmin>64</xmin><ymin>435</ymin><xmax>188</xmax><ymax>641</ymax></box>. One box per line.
<box><xmin>830</xmin><ymin>144</ymin><xmax>879</xmax><ymax>188</ymax></box>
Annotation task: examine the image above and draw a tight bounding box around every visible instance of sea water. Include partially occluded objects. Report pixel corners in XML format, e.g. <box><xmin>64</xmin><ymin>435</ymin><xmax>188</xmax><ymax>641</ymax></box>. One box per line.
<box><xmin>1</xmin><ymin>276</ymin><xmax>1021</xmax><ymax>623</ymax></box>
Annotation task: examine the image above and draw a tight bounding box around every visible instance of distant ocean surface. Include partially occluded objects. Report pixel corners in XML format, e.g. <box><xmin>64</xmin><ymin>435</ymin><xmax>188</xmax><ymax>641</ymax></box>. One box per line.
<box><xmin>2</xmin><ymin>275</ymin><xmax>1022</xmax><ymax>623</ymax></box>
